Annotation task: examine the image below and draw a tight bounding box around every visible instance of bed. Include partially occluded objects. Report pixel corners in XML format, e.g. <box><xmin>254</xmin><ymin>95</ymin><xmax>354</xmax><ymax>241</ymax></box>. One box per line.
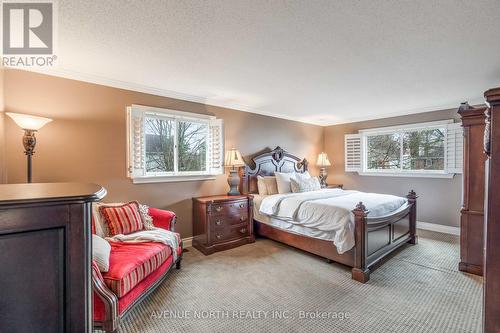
<box><xmin>239</xmin><ymin>147</ymin><xmax>418</xmax><ymax>283</ymax></box>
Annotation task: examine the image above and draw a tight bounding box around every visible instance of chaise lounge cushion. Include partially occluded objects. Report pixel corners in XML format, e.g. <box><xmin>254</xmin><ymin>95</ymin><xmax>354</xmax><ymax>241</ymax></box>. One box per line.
<box><xmin>102</xmin><ymin>241</ymin><xmax>172</xmax><ymax>297</ymax></box>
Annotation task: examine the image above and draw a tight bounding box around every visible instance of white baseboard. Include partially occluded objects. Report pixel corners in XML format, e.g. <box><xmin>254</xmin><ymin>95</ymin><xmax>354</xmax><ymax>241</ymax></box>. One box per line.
<box><xmin>182</xmin><ymin>237</ymin><xmax>193</xmax><ymax>248</ymax></box>
<box><xmin>417</xmin><ymin>221</ymin><xmax>460</xmax><ymax>236</ymax></box>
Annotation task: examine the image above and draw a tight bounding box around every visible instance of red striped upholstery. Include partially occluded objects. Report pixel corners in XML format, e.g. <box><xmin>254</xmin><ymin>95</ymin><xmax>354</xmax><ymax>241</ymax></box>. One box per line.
<box><xmin>102</xmin><ymin>242</ymin><xmax>172</xmax><ymax>297</ymax></box>
<box><xmin>99</xmin><ymin>201</ymin><xmax>144</xmax><ymax>236</ymax></box>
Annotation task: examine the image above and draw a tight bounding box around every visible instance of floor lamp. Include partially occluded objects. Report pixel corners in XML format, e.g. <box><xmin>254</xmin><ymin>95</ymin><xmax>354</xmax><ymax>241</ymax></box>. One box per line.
<box><xmin>6</xmin><ymin>112</ymin><xmax>52</xmax><ymax>183</ymax></box>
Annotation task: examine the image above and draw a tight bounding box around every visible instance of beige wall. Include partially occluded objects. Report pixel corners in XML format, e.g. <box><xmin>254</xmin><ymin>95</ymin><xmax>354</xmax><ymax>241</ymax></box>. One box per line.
<box><xmin>324</xmin><ymin>109</ymin><xmax>462</xmax><ymax>227</ymax></box>
<box><xmin>3</xmin><ymin>69</ymin><xmax>323</xmax><ymax>237</ymax></box>
<box><xmin>3</xmin><ymin>68</ymin><xmax>463</xmax><ymax>233</ymax></box>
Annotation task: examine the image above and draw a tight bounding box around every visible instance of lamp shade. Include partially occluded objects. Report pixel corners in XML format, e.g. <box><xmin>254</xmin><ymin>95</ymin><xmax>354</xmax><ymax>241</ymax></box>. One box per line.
<box><xmin>316</xmin><ymin>152</ymin><xmax>331</xmax><ymax>167</ymax></box>
<box><xmin>224</xmin><ymin>148</ymin><xmax>245</xmax><ymax>167</ymax></box>
<box><xmin>6</xmin><ymin>112</ymin><xmax>52</xmax><ymax>131</ymax></box>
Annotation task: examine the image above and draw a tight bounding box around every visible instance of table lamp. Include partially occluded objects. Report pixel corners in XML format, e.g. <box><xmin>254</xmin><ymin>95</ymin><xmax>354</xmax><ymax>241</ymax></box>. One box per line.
<box><xmin>224</xmin><ymin>148</ymin><xmax>245</xmax><ymax>196</ymax></box>
<box><xmin>316</xmin><ymin>152</ymin><xmax>331</xmax><ymax>188</ymax></box>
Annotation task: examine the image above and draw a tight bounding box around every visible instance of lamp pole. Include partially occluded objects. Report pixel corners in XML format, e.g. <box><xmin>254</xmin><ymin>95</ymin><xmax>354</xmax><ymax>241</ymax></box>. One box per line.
<box><xmin>22</xmin><ymin>130</ymin><xmax>37</xmax><ymax>183</ymax></box>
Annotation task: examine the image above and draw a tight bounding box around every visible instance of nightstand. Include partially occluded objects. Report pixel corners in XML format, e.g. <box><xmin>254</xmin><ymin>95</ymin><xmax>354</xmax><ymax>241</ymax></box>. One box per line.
<box><xmin>327</xmin><ymin>184</ymin><xmax>344</xmax><ymax>189</ymax></box>
<box><xmin>192</xmin><ymin>195</ymin><xmax>255</xmax><ymax>255</ymax></box>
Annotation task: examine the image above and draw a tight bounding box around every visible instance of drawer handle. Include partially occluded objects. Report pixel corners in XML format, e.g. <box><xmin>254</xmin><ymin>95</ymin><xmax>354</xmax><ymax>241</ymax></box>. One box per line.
<box><xmin>239</xmin><ymin>203</ymin><xmax>245</xmax><ymax>208</ymax></box>
<box><xmin>216</xmin><ymin>234</ymin><xmax>222</xmax><ymax>239</ymax></box>
<box><xmin>215</xmin><ymin>220</ymin><xmax>222</xmax><ymax>226</ymax></box>
<box><xmin>215</xmin><ymin>206</ymin><xmax>223</xmax><ymax>212</ymax></box>
<box><xmin>239</xmin><ymin>228</ymin><xmax>247</xmax><ymax>234</ymax></box>
<box><xmin>240</xmin><ymin>216</ymin><xmax>246</xmax><ymax>222</ymax></box>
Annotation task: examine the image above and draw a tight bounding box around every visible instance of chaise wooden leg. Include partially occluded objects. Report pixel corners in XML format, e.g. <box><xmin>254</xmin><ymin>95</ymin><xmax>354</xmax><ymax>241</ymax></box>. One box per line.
<box><xmin>176</xmin><ymin>259</ymin><xmax>182</xmax><ymax>269</ymax></box>
<box><xmin>326</xmin><ymin>258</ymin><xmax>333</xmax><ymax>264</ymax></box>
<box><xmin>351</xmin><ymin>268</ymin><xmax>370</xmax><ymax>283</ymax></box>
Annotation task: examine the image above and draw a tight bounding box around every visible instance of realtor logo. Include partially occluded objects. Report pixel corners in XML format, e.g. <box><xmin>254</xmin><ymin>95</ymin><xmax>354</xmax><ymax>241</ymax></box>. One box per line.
<box><xmin>3</xmin><ymin>2</ymin><xmax>53</xmax><ymax>54</ymax></box>
<box><xmin>2</xmin><ymin>1</ymin><xmax>56</xmax><ymax>66</ymax></box>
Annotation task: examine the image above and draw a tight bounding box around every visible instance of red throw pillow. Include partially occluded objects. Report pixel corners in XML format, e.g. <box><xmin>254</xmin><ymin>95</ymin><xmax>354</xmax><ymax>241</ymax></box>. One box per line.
<box><xmin>99</xmin><ymin>201</ymin><xmax>144</xmax><ymax>236</ymax></box>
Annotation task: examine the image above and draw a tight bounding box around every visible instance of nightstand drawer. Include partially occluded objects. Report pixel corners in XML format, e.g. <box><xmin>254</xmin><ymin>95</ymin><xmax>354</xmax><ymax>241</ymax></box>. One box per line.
<box><xmin>209</xmin><ymin>200</ymin><xmax>248</xmax><ymax>216</ymax></box>
<box><xmin>210</xmin><ymin>213</ymin><xmax>249</xmax><ymax>228</ymax></box>
<box><xmin>211</xmin><ymin>223</ymin><xmax>250</xmax><ymax>243</ymax></box>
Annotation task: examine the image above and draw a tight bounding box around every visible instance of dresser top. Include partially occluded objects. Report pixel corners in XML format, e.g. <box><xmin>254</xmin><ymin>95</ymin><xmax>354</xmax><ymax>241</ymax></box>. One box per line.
<box><xmin>0</xmin><ymin>182</ymin><xmax>107</xmax><ymax>206</ymax></box>
<box><xmin>193</xmin><ymin>194</ymin><xmax>249</xmax><ymax>203</ymax></box>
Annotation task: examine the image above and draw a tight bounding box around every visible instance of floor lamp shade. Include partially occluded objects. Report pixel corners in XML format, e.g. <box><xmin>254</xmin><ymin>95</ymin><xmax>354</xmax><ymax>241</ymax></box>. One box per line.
<box><xmin>6</xmin><ymin>113</ymin><xmax>52</xmax><ymax>183</ymax></box>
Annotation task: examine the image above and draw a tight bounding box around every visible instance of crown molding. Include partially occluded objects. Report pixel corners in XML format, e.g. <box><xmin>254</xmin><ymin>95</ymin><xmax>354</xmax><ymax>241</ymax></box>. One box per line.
<box><xmin>19</xmin><ymin>67</ymin><xmax>325</xmax><ymax>126</ymax></box>
<box><xmin>17</xmin><ymin>67</ymin><xmax>482</xmax><ymax>127</ymax></box>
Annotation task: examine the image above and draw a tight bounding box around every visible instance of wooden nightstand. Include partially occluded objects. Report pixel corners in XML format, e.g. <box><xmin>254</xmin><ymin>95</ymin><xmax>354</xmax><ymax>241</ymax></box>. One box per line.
<box><xmin>327</xmin><ymin>184</ymin><xmax>344</xmax><ymax>189</ymax></box>
<box><xmin>192</xmin><ymin>195</ymin><xmax>255</xmax><ymax>255</ymax></box>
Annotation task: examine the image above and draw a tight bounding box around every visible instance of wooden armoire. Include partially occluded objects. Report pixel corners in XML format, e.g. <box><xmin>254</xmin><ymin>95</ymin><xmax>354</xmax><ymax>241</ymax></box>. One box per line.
<box><xmin>483</xmin><ymin>87</ymin><xmax>500</xmax><ymax>333</ymax></box>
<box><xmin>0</xmin><ymin>183</ymin><xmax>106</xmax><ymax>333</ymax></box>
<box><xmin>458</xmin><ymin>103</ymin><xmax>487</xmax><ymax>276</ymax></box>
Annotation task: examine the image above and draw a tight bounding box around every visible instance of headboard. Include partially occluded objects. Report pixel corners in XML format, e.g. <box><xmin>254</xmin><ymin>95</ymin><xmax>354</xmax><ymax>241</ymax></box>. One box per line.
<box><xmin>239</xmin><ymin>146</ymin><xmax>308</xmax><ymax>194</ymax></box>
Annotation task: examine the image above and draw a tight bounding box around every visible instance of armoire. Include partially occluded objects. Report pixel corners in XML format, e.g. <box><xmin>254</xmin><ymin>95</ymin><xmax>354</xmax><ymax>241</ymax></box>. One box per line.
<box><xmin>458</xmin><ymin>103</ymin><xmax>487</xmax><ymax>276</ymax></box>
<box><xmin>483</xmin><ymin>87</ymin><xmax>500</xmax><ymax>333</ymax></box>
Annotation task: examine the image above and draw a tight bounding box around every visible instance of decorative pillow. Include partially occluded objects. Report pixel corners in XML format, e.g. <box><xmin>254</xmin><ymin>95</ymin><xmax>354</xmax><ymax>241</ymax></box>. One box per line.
<box><xmin>275</xmin><ymin>172</ymin><xmax>297</xmax><ymax>194</ymax></box>
<box><xmin>92</xmin><ymin>234</ymin><xmax>111</xmax><ymax>272</ymax></box>
<box><xmin>92</xmin><ymin>202</ymin><xmax>124</xmax><ymax>237</ymax></box>
<box><xmin>139</xmin><ymin>204</ymin><xmax>155</xmax><ymax>230</ymax></box>
<box><xmin>99</xmin><ymin>201</ymin><xmax>144</xmax><ymax>236</ymax></box>
<box><xmin>257</xmin><ymin>176</ymin><xmax>279</xmax><ymax>195</ymax></box>
<box><xmin>294</xmin><ymin>171</ymin><xmax>311</xmax><ymax>181</ymax></box>
<box><xmin>257</xmin><ymin>176</ymin><xmax>268</xmax><ymax>195</ymax></box>
<box><xmin>290</xmin><ymin>176</ymin><xmax>322</xmax><ymax>193</ymax></box>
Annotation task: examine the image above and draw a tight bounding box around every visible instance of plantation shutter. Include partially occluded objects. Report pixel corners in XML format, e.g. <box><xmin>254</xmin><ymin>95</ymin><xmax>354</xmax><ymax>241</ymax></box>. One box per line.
<box><xmin>345</xmin><ymin>134</ymin><xmax>362</xmax><ymax>172</ymax></box>
<box><xmin>126</xmin><ymin>106</ymin><xmax>146</xmax><ymax>178</ymax></box>
<box><xmin>208</xmin><ymin>118</ymin><xmax>224</xmax><ymax>175</ymax></box>
<box><xmin>445</xmin><ymin>122</ymin><xmax>464</xmax><ymax>174</ymax></box>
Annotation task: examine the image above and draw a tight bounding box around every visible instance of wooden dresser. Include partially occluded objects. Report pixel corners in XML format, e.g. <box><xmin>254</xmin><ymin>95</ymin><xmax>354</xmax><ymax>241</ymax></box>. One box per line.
<box><xmin>0</xmin><ymin>183</ymin><xmax>106</xmax><ymax>333</ymax></box>
<box><xmin>458</xmin><ymin>103</ymin><xmax>487</xmax><ymax>276</ymax></box>
<box><xmin>483</xmin><ymin>87</ymin><xmax>500</xmax><ymax>333</ymax></box>
<box><xmin>192</xmin><ymin>195</ymin><xmax>255</xmax><ymax>255</ymax></box>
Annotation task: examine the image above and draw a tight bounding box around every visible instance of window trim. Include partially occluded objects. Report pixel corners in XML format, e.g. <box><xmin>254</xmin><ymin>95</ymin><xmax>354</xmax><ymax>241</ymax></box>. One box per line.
<box><xmin>127</xmin><ymin>104</ymin><xmax>223</xmax><ymax>183</ymax></box>
<box><xmin>359</xmin><ymin>120</ymin><xmax>453</xmax><ymax>177</ymax></box>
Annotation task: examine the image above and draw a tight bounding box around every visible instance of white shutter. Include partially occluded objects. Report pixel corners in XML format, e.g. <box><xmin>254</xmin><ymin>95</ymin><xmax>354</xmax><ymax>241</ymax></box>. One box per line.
<box><xmin>126</xmin><ymin>106</ymin><xmax>145</xmax><ymax>178</ymax></box>
<box><xmin>208</xmin><ymin>118</ymin><xmax>224</xmax><ymax>175</ymax></box>
<box><xmin>445</xmin><ymin>122</ymin><xmax>463</xmax><ymax>174</ymax></box>
<box><xmin>345</xmin><ymin>134</ymin><xmax>362</xmax><ymax>172</ymax></box>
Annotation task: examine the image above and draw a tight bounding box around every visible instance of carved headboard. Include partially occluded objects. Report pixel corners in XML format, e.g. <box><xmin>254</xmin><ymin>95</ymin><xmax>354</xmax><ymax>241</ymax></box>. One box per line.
<box><xmin>239</xmin><ymin>146</ymin><xmax>308</xmax><ymax>194</ymax></box>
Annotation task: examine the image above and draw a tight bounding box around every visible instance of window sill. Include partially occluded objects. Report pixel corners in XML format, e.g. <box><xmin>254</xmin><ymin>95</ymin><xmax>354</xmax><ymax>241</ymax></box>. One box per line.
<box><xmin>357</xmin><ymin>171</ymin><xmax>456</xmax><ymax>179</ymax></box>
<box><xmin>131</xmin><ymin>175</ymin><xmax>217</xmax><ymax>184</ymax></box>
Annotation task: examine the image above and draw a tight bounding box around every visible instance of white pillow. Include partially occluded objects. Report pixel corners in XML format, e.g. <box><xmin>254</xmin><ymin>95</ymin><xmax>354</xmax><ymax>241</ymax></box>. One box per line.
<box><xmin>290</xmin><ymin>176</ymin><xmax>322</xmax><ymax>193</ymax></box>
<box><xmin>275</xmin><ymin>172</ymin><xmax>296</xmax><ymax>194</ymax></box>
<box><xmin>92</xmin><ymin>234</ymin><xmax>111</xmax><ymax>272</ymax></box>
<box><xmin>294</xmin><ymin>171</ymin><xmax>311</xmax><ymax>181</ymax></box>
<box><xmin>257</xmin><ymin>176</ymin><xmax>279</xmax><ymax>195</ymax></box>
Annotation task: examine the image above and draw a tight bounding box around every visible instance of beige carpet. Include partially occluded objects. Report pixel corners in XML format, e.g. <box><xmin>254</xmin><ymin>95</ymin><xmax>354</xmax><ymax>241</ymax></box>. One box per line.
<box><xmin>98</xmin><ymin>230</ymin><xmax>483</xmax><ymax>333</ymax></box>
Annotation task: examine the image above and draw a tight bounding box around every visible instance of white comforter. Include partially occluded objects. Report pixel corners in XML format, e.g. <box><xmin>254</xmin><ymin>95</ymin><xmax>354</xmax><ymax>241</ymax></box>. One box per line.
<box><xmin>259</xmin><ymin>189</ymin><xmax>406</xmax><ymax>254</ymax></box>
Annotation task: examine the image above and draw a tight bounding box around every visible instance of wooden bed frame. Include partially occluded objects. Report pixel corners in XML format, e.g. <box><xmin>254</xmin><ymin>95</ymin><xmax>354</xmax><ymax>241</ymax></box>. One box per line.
<box><xmin>239</xmin><ymin>147</ymin><xmax>418</xmax><ymax>283</ymax></box>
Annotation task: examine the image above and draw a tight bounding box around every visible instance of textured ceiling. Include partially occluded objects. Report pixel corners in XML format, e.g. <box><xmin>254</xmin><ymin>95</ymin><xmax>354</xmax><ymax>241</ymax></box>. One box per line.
<box><xmin>32</xmin><ymin>0</ymin><xmax>500</xmax><ymax>125</ymax></box>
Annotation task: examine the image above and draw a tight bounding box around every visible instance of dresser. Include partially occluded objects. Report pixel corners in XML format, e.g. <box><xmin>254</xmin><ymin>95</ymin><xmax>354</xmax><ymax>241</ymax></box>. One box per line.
<box><xmin>0</xmin><ymin>183</ymin><xmax>106</xmax><ymax>333</ymax></box>
<box><xmin>483</xmin><ymin>87</ymin><xmax>500</xmax><ymax>333</ymax></box>
<box><xmin>192</xmin><ymin>195</ymin><xmax>255</xmax><ymax>255</ymax></box>
<box><xmin>458</xmin><ymin>103</ymin><xmax>487</xmax><ymax>276</ymax></box>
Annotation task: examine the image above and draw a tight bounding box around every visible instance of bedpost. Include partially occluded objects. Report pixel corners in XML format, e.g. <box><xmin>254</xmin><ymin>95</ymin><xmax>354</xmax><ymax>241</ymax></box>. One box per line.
<box><xmin>407</xmin><ymin>190</ymin><xmax>418</xmax><ymax>245</ymax></box>
<box><xmin>351</xmin><ymin>202</ymin><xmax>370</xmax><ymax>283</ymax></box>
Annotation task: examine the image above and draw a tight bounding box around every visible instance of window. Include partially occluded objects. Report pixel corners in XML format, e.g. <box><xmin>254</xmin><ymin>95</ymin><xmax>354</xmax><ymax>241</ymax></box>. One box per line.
<box><xmin>127</xmin><ymin>105</ymin><xmax>223</xmax><ymax>183</ymax></box>
<box><xmin>345</xmin><ymin>120</ymin><xmax>463</xmax><ymax>178</ymax></box>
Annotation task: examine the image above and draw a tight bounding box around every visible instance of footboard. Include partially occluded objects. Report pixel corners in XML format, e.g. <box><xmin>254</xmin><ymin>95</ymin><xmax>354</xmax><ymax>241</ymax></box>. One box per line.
<box><xmin>351</xmin><ymin>190</ymin><xmax>418</xmax><ymax>283</ymax></box>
